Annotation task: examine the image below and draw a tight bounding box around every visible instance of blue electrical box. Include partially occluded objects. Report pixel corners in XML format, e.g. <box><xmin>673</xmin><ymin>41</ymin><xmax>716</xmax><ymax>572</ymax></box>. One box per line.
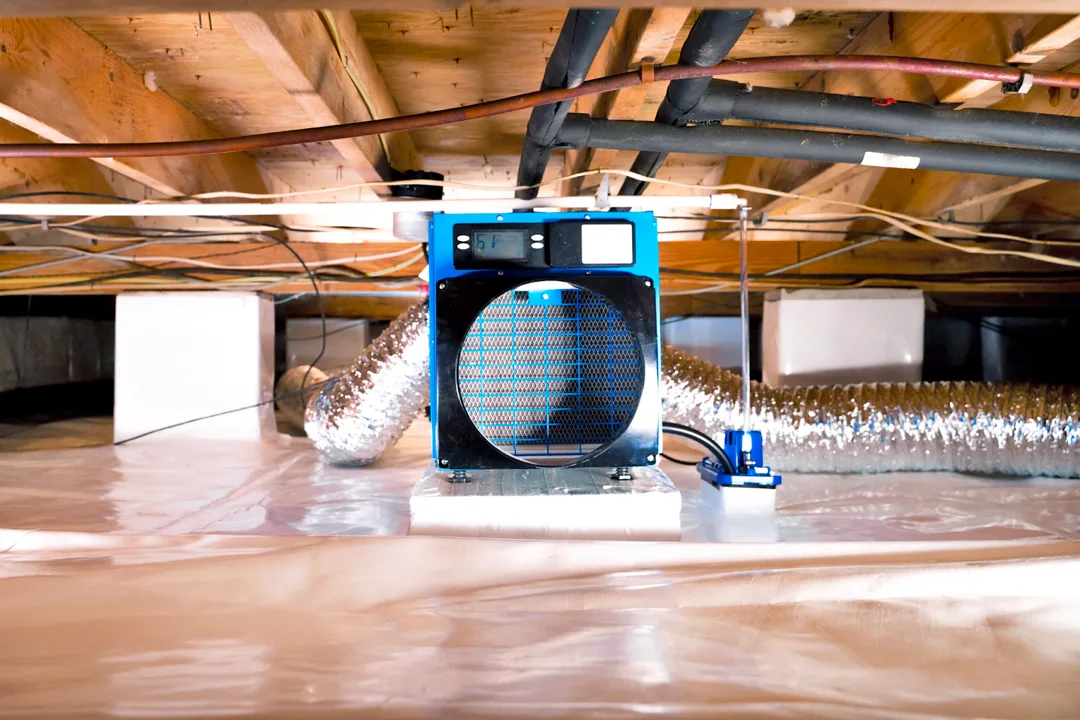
<box><xmin>428</xmin><ymin>212</ymin><xmax>661</xmax><ymax>471</ymax></box>
<box><xmin>697</xmin><ymin>430</ymin><xmax>782</xmax><ymax>489</ymax></box>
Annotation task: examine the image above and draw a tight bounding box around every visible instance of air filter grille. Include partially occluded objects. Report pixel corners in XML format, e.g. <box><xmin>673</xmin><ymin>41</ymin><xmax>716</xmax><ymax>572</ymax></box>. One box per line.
<box><xmin>458</xmin><ymin>282</ymin><xmax>644</xmax><ymax>465</ymax></box>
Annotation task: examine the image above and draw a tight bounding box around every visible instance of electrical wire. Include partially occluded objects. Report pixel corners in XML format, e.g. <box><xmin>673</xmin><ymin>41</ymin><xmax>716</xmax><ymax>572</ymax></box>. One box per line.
<box><xmin>0</xmin><ymin>239</ymin><xmax>421</xmax><ymax>282</ymax></box>
<box><xmin>661</xmin><ymin>267</ymin><xmax>1080</xmax><ymax>285</ymax></box>
<box><xmin>0</xmin><ymin>189</ymin><xmax>385</xmax><ymax>236</ymax></box>
<box><xmin>9</xmin><ymin>170</ymin><xmax>1071</xmax><ymax>264</ymax></box>
<box><xmin>289</xmin><ymin>317</ymin><xmax>370</xmax><ymax>342</ymax></box>
<box><xmin>658</xmin><ymin>219</ymin><xmax>1080</xmax><ymax>246</ymax></box>
<box><xmin>2</xmin><ymin>55</ymin><xmax>1079</xmax><ymax>158</ymax></box>
<box><xmin>112</xmin><ymin>377</ymin><xmax>335</xmax><ymax>446</ymax></box>
<box><xmin>0</xmin><ymin>265</ymin><xmax>424</xmax><ymax>295</ymax></box>
<box><xmin>0</xmin><ymin>175</ymin><xmax>1065</xmax><ymax>252</ymax></box>
<box><xmin>661</xmin><ymin>236</ymin><xmax>884</xmax><ymax>295</ymax></box>
<box><xmin>662</xmin><ymin>421</ymin><xmax>736</xmax><ymax>474</ymax></box>
<box><xmin>366</xmin><ymin>252</ymin><xmax>426</xmax><ymax>277</ymax></box>
<box><xmin>3</xmin><ymin>173</ymin><xmax>1079</xmax><ymax>280</ymax></box>
<box><xmin>660</xmin><ymin>452</ymin><xmax>701</xmax><ymax>466</ymax></box>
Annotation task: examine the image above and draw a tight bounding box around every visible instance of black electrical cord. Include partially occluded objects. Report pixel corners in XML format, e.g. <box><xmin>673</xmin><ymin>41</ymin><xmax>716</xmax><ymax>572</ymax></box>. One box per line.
<box><xmin>659</xmin><ymin>452</ymin><xmax>701</xmax><ymax>466</ymax></box>
<box><xmin>110</xmin><ymin>377</ymin><xmax>336</xmax><ymax>445</ymax></box>
<box><xmin>662</xmin><ymin>421</ymin><xmax>736</xmax><ymax>474</ymax></box>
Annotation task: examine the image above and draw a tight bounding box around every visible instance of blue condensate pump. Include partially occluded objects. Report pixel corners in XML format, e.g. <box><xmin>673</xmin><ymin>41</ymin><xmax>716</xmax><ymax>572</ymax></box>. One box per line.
<box><xmin>697</xmin><ymin>430</ymin><xmax>782</xmax><ymax>489</ymax></box>
<box><xmin>428</xmin><ymin>212</ymin><xmax>661</xmax><ymax>473</ymax></box>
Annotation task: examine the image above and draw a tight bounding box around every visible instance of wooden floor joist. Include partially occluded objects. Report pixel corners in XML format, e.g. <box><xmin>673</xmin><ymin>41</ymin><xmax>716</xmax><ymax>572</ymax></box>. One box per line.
<box><xmin>8</xmin><ymin>1</ymin><xmax>1080</xmax><ymax>16</ymax></box>
<box><xmin>0</xmin><ymin>7</ymin><xmax>1078</xmax><ymax>312</ymax></box>
<box><xmin>0</xmin><ymin>237</ymin><xmax>1074</xmax><ymax>294</ymax></box>
<box><xmin>226</xmin><ymin>10</ymin><xmax>419</xmax><ymax>194</ymax></box>
<box><xmin>0</xmin><ymin>17</ymin><xmax>270</xmax><ymax>198</ymax></box>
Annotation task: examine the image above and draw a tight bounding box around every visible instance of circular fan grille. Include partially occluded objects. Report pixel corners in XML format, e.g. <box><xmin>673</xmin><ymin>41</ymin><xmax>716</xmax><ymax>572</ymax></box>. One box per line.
<box><xmin>458</xmin><ymin>281</ymin><xmax>644</xmax><ymax>466</ymax></box>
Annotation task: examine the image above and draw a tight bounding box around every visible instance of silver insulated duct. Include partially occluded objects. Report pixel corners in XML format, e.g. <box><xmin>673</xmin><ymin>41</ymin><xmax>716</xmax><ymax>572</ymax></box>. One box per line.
<box><xmin>662</xmin><ymin>346</ymin><xmax>1080</xmax><ymax>477</ymax></box>
<box><xmin>304</xmin><ymin>302</ymin><xmax>430</xmax><ymax>465</ymax></box>
<box><xmin>290</xmin><ymin>301</ymin><xmax>1080</xmax><ymax>476</ymax></box>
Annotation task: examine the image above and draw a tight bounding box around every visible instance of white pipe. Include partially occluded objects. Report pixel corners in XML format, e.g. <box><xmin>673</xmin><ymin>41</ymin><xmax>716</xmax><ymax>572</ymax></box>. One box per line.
<box><xmin>0</xmin><ymin>194</ymin><xmax>745</xmax><ymax>220</ymax></box>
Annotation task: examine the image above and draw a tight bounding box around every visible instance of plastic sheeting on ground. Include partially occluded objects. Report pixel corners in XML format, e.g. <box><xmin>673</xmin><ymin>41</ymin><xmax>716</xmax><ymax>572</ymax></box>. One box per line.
<box><xmin>1</xmin><ymin>420</ymin><xmax>1076</xmax><ymax>542</ymax></box>
<box><xmin>1</xmin><ymin>418</ymin><xmax>1079</xmax><ymax>718</ymax></box>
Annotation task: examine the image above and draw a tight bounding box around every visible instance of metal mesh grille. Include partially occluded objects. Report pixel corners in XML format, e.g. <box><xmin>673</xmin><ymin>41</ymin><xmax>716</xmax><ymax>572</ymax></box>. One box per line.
<box><xmin>458</xmin><ymin>282</ymin><xmax>644</xmax><ymax>465</ymax></box>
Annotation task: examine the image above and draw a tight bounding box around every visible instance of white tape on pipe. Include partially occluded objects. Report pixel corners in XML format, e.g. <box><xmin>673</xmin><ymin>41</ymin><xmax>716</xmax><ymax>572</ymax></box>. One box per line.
<box><xmin>861</xmin><ymin>151</ymin><xmax>921</xmax><ymax>169</ymax></box>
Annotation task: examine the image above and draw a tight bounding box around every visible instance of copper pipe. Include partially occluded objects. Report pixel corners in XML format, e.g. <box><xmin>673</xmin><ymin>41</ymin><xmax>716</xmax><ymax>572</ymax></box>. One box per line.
<box><xmin>2</xmin><ymin>55</ymin><xmax>1077</xmax><ymax>160</ymax></box>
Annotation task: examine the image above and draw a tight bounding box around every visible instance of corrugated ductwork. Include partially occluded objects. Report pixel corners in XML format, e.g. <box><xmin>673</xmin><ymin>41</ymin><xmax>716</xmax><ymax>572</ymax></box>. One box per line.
<box><xmin>662</xmin><ymin>346</ymin><xmax>1080</xmax><ymax>477</ymax></box>
<box><xmin>287</xmin><ymin>305</ymin><xmax>1080</xmax><ymax>476</ymax></box>
<box><xmin>304</xmin><ymin>303</ymin><xmax>430</xmax><ymax>465</ymax></box>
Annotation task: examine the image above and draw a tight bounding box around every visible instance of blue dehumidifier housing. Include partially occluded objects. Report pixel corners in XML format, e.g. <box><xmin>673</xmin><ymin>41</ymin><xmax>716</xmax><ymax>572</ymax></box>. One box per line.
<box><xmin>429</xmin><ymin>212</ymin><xmax>660</xmax><ymax>471</ymax></box>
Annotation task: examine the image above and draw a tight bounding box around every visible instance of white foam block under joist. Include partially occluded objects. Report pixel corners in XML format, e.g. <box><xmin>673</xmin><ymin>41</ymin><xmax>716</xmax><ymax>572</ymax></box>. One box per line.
<box><xmin>113</xmin><ymin>292</ymin><xmax>275</xmax><ymax>443</ymax></box>
<box><xmin>763</xmin><ymin>288</ymin><xmax>925</xmax><ymax>387</ymax></box>
<box><xmin>410</xmin><ymin>464</ymin><xmax>682</xmax><ymax>540</ymax></box>
<box><xmin>286</xmin><ymin>318</ymin><xmax>369</xmax><ymax>371</ymax></box>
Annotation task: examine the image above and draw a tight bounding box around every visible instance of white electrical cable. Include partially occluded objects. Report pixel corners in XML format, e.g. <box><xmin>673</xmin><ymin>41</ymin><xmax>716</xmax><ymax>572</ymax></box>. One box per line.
<box><xmin>122</xmin><ymin>167</ymin><xmax>1067</xmax><ymax>250</ymax></box>
<box><xmin>365</xmin><ymin>252</ymin><xmax>426</xmax><ymax>277</ymax></box>
<box><xmin>1</xmin><ymin>169</ymin><xmax>1064</xmax><ymax>249</ymax></box>
<box><xmin>0</xmin><ymin>194</ymin><xmax>746</xmax><ymax>218</ymax></box>
<box><xmin>1</xmin><ymin>167</ymin><xmax>1076</xmax><ymax>292</ymax></box>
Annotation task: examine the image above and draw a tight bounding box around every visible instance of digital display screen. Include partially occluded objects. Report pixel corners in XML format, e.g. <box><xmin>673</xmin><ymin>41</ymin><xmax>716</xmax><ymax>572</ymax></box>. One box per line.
<box><xmin>473</xmin><ymin>230</ymin><xmax>528</xmax><ymax>260</ymax></box>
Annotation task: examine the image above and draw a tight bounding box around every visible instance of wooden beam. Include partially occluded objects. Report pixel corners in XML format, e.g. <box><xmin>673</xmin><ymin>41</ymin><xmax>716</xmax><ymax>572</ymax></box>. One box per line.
<box><xmin>0</xmin><ymin>122</ymin><xmax>126</xmax><ymax>204</ymax></box>
<box><xmin>8</xmin><ymin>1</ymin><xmax>1080</xmax><ymax>15</ymax></box>
<box><xmin>3</xmin><ymin>235</ymin><xmax>1073</xmax><ymax>296</ymax></box>
<box><xmin>567</xmin><ymin>8</ymin><xmax>692</xmax><ymax>195</ymax></box>
<box><xmin>0</xmin><ymin>240</ymin><xmax>423</xmax><ymax>293</ymax></box>
<box><xmin>658</xmin><ymin>236</ymin><xmax>1080</xmax><ymax>301</ymax></box>
<box><xmin>226</xmin><ymin>11</ymin><xmax>419</xmax><ymax>195</ymax></box>
<box><xmin>942</xmin><ymin>15</ymin><xmax>1080</xmax><ymax>107</ymax></box>
<box><xmin>0</xmin><ymin>120</ymin><xmax>137</xmax><ymax>244</ymax></box>
<box><xmin>0</xmin><ymin>18</ymin><xmax>269</xmax><ymax>198</ymax></box>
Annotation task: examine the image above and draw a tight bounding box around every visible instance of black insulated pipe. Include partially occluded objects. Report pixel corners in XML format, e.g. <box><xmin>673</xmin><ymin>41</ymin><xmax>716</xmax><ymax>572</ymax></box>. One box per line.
<box><xmin>515</xmin><ymin>9</ymin><xmax>618</xmax><ymax>200</ymax></box>
<box><xmin>690</xmin><ymin>81</ymin><xmax>1080</xmax><ymax>153</ymax></box>
<box><xmin>558</xmin><ymin>114</ymin><xmax>1080</xmax><ymax>184</ymax></box>
<box><xmin>618</xmin><ymin>9</ymin><xmax>754</xmax><ymax>197</ymax></box>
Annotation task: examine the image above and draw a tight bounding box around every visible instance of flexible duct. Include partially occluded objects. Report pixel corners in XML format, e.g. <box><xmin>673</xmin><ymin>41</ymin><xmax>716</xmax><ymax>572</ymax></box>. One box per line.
<box><xmin>293</xmin><ymin>305</ymin><xmax>1080</xmax><ymax>476</ymax></box>
<box><xmin>619</xmin><ymin>9</ymin><xmax>754</xmax><ymax>197</ymax></box>
<box><xmin>515</xmin><ymin>9</ymin><xmax>619</xmax><ymax>200</ymax></box>
<box><xmin>304</xmin><ymin>302</ymin><xmax>430</xmax><ymax>465</ymax></box>
<box><xmin>558</xmin><ymin>115</ymin><xmax>1080</xmax><ymax>184</ymax></box>
<box><xmin>662</xmin><ymin>346</ymin><xmax>1080</xmax><ymax>477</ymax></box>
<box><xmin>690</xmin><ymin>81</ymin><xmax>1080</xmax><ymax>153</ymax></box>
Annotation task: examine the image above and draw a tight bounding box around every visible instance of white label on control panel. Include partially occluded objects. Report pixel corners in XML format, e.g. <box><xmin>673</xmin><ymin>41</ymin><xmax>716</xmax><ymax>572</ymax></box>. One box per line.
<box><xmin>861</xmin><ymin>151</ymin><xmax>920</xmax><ymax>169</ymax></box>
<box><xmin>580</xmin><ymin>223</ymin><xmax>634</xmax><ymax>265</ymax></box>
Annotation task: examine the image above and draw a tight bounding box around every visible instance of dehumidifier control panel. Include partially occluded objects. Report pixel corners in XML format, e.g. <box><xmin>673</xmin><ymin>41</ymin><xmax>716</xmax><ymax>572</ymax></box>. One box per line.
<box><xmin>452</xmin><ymin>219</ymin><xmax>636</xmax><ymax>269</ymax></box>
